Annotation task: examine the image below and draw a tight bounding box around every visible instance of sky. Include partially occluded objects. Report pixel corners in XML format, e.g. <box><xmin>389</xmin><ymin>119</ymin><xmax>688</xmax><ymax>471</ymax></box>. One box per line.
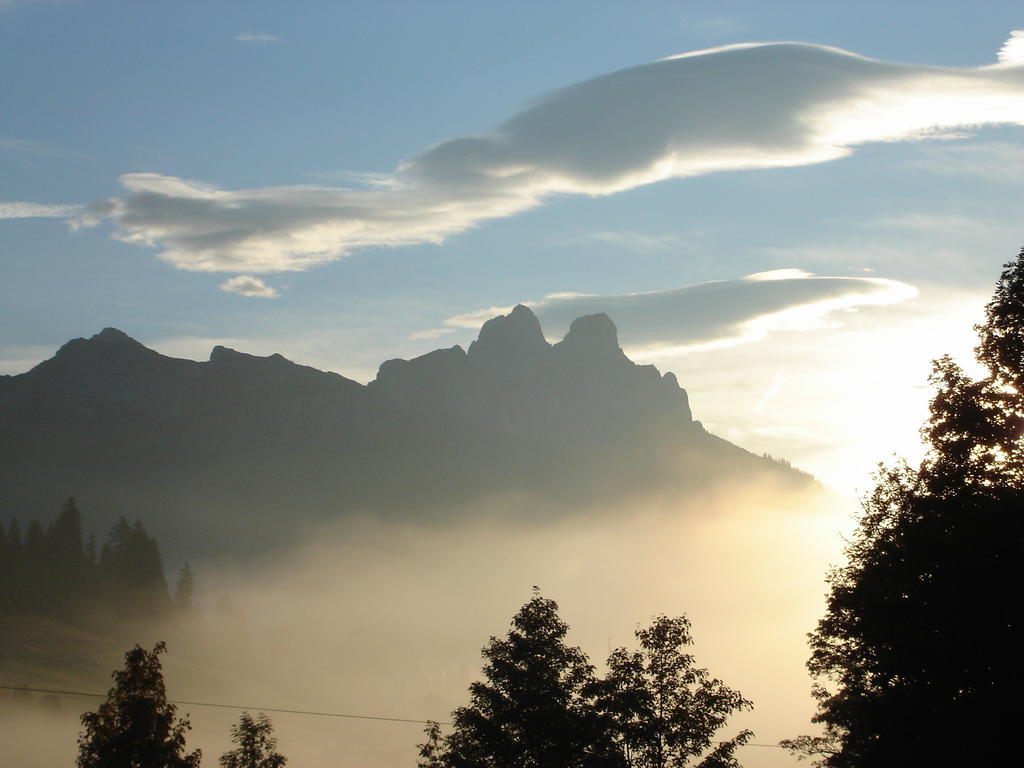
<box><xmin>2</xmin><ymin>0</ymin><xmax>1023</xmax><ymax>494</ymax></box>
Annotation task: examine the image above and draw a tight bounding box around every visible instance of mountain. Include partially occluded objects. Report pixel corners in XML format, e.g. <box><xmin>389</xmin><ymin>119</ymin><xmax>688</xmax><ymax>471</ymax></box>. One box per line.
<box><xmin>0</xmin><ymin>307</ymin><xmax>809</xmax><ymax>559</ymax></box>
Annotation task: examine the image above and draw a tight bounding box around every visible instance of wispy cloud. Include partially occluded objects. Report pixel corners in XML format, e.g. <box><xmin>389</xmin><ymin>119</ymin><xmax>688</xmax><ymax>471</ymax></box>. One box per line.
<box><xmin>0</xmin><ymin>201</ymin><xmax>81</xmax><ymax>219</ymax></box>
<box><xmin>444</xmin><ymin>270</ymin><xmax>918</xmax><ymax>355</ymax></box>
<box><xmin>237</xmin><ymin>32</ymin><xmax>279</xmax><ymax>43</ymax></box>
<box><xmin>408</xmin><ymin>327</ymin><xmax>455</xmax><ymax>341</ymax></box>
<box><xmin>219</xmin><ymin>274</ymin><xmax>279</xmax><ymax>298</ymax></box>
<box><xmin>11</xmin><ymin>33</ymin><xmax>1024</xmax><ymax>274</ymax></box>
<box><xmin>0</xmin><ymin>135</ymin><xmax>56</xmax><ymax>155</ymax></box>
<box><xmin>572</xmin><ymin>230</ymin><xmax>679</xmax><ymax>251</ymax></box>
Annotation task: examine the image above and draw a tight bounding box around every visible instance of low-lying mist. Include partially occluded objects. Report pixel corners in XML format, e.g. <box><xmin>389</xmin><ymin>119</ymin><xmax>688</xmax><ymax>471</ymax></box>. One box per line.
<box><xmin>2</xmin><ymin>479</ymin><xmax>852</xmax><ymax>768</ymax></box>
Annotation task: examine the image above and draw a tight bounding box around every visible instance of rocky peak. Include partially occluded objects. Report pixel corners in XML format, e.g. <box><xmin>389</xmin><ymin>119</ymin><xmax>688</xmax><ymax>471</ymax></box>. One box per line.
<box><xmin>467</xmin><ymin>304</ymin><xmax>549</xmax><ymax>361</ymax></box>
<box><xmin>49</xmin><ymin>327</ymin><xmax>155</xmax><ymax>368</ymax></box>
<box><xmin>554</xmin><ymin>313</ymin><xmax>623</xmax><ymax>358</ymax></box>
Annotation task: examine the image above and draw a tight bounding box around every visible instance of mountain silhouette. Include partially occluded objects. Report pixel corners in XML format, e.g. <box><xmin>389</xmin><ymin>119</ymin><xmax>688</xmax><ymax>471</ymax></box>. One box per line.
<box><xmin>0</xmin><ymin>306</ymin><xmax>808</xmax><ymax>558</ymax></box>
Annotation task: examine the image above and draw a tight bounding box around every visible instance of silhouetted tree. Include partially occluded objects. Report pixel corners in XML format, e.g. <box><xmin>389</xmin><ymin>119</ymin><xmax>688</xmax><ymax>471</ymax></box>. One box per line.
<box><xmin>77</xmin><ymin>641</ymin><xmax>200</xmax><ymax>768</ymax></box>
<box><xmin>417</xmin><ymin>721</ymin><xmax>445</xmax><ymax>768</ymax></box>
<box><xmin>174</xmin><ymin>563</ymin><xmax>195</xmax><ymax>614</ymax></box>
<box><xmin>788</xmin><ymin>249</ymin><xmax>1024</xmax><ymax>767</ymax></box>
<box><xmin>444</xmin><ymin>591</ymin><xmax>620</xmax><ymax>768</ymax></box>
<box><xmin>44</xmin><ymin>497</ymin><xmax>88</xmax><ymax>617</ymax></box>
<box><xmin>596</xmin><ymin>616</ymin><xmax>752</xmax><ymax>768</ymax></box>
<box><xmin>219</xmin><ymin>712</ymin><xmax>287</xmax><ymax>768</ymax></box>
<box><xmin>99</xmin><ymin>517</ymin><xmax>170</xmax><ymax>617</ymax></box>
<box><xmin>49</xmin><ymin>497</ymin><xmax>84</xmax><ymax>563</ymax></box>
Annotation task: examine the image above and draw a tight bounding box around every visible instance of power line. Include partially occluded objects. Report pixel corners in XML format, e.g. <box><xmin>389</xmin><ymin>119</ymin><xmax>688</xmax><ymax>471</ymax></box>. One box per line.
<box><xmin>0</xmin><ymin>684</ymin><xmax>446</xmax><ymax>726</ymax></box>
<box><xmin>1</xmin><ymin>683</ymin><xmax>786</xmax><ymax>748</ymax></box>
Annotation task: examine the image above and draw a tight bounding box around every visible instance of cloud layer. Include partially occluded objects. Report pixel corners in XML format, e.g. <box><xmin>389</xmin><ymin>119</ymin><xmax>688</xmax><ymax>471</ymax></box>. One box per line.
<box><xmin>444</xmin><ymin>270</ymin><xmax>918</xmax><ymax>355</ymax></box>
<box><xmin>9</xmin><ymin>34</ymin><xmax>1024</xmax><ymax>272</ymax></box>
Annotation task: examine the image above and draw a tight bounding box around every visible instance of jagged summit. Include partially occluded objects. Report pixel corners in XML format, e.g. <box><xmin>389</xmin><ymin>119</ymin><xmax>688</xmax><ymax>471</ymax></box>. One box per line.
<box><xmin>468</xmin><ymin>304</ymin><xmax>548</xmax><ymax>360</ymax></box>
<box><xmin>555</xmin><ymin>313</ymin><xmax>624</xmax><ymax>362</ymax></box>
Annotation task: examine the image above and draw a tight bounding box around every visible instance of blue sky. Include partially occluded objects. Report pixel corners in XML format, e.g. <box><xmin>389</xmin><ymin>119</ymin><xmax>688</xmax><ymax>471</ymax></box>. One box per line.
<box><xmin>2</xmin><ymin>0</ymin><xmax>1023</xmax><ymax>492</ymax></box>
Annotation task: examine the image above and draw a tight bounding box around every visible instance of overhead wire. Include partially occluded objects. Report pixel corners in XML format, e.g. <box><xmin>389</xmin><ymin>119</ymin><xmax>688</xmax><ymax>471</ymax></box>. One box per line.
<box><xmin>0</xmin><ymin>683</ymin><xmax>786</xmax><ymax>748</ymax></box>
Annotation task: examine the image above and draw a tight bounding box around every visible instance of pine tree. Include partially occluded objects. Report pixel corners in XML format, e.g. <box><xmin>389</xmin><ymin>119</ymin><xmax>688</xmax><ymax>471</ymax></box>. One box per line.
<box><xmin>219</xmin><ymin>712</ymin><xmax>287</xmax><ymax>768</ymax></box>
<box><xmin>77</xmin><ymin>641</ymin><xmax>200</xmax><ymax>768</ymax></box>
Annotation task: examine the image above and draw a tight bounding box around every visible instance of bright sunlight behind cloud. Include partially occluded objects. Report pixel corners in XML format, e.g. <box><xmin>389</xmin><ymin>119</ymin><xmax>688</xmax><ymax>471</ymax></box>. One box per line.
<box><xmin>5</xmin><ymin>33</ymin><xmax>1024</xmax><ymax>274</ymax></box>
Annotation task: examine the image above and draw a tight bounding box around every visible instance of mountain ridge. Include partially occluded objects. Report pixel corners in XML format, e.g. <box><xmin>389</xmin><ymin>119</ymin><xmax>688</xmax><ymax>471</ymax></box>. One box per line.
<box><xmin>0</xmin><ymin>307</ymin><xmax>810</xmax><ymax>559</ymax></box>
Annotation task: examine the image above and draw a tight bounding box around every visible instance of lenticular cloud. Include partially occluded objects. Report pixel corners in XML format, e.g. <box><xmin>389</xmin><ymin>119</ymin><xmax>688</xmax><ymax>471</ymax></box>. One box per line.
<box><xmin>444</xmin><ymin>270</ymin><xmax>918</xmax><ymax>355</ymax></box>
<box><xmin>12</xmin><ymin>35</ymin><xmax>1024</xmax><ymax>273</ymax></box>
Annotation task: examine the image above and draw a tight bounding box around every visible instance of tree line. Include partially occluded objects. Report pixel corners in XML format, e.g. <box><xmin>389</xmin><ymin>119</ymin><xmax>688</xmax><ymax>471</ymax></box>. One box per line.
<box><xmin>0</xmin><ymin>498</ymin><xmax>194</xmax><ymax>624</ymax></box>
<box><xmin>73</xmin><ymin>593</ymin><xmax>749</xmax><ymax>768</ymax></box>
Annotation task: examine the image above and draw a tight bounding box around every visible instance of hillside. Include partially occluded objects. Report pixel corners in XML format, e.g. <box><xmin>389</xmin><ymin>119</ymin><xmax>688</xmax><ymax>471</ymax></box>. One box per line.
<box><xmin>0</xmin><ymin>306</ymin><xmax>809</xmax><ymax>558</ymax></box>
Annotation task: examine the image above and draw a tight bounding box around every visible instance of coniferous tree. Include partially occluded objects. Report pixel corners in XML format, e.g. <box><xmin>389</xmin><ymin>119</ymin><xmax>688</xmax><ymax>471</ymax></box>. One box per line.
<box><xmin>174</xmin><ymin>563</ymin><xmax>195</xmax><ymax>615</ymax></box>
<box><xmin>49</xmin><ymin>497</ymin><xmax>84</xmax><ymax>563</ymax></box>
<box><xmin>99</xmin><ymin>516</ymin><xmax>170</xmax><ymax>618</ymax></box>
<box><xmin>219</xmin><ymin>712</ymin><xmax>287</xmax><ymax>768</ymax></box>
<box><xmin>77</xmin><ymin>641</ymin><xmax>200</xmax><ymax>768</ymax></box>
<box><xmin>444</xmin><ymin>591</ymin><xmax>620</xmax><ymax>768</ymax></box>
<box><xmin>45</xmin><ymin>497</ymin><xmax>87</xmax><ymax>617</ymax></box>
<box><xmin>596</xmin><ymin>616</ymin><xmax>752</xmax><ymax>768</ymax></box>
<box><xmin>788</xmin><ymin>249</ymin><xmax>1024</xmax><ymax>767</ymax></box>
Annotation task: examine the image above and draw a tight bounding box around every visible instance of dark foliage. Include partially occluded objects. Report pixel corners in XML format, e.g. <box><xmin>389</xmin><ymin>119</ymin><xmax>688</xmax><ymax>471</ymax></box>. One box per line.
<box><xmin>77</xmin><ymin>641</ymin><xmax>200</xmax><ymax>768</ymax></box>
<box><xmin>787</xmin><ymin>249</ymin><xmax>1024</xmax><ymax>766</ymax></box>
<box><xmin>417</xmin><ymin>721</ymin><xmax>446</xmax><ymax>768</ymax></box>
<box><xmin>0</xmin><ymin>498</ymin><xmax>174</xmax><ymax>624</ymax></box>
<box><xmin>443</xmin><ymin>592</ymin><xmax>618</xmax><ymax>768</ymax></box>
<box><xmin>433</xmin><ymin>593</ymin><xmax>750</xmax><ymax>768</ymax></box>
<box><xmin>219</xmin><ymin>712</ymin><xmax>287</xmax><ymax>768</ymax></box>
<box><xmin>595</xmin><ymin>616</ymin><xmax>752</xmax><ymax>768</ymax></box>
